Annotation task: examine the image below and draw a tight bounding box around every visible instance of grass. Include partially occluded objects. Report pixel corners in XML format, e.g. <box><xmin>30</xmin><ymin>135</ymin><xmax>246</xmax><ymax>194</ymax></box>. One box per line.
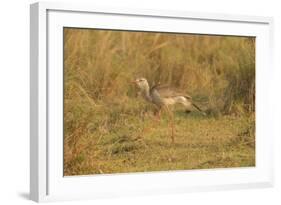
<box><xmin>63</xmin><ymin>98</ymin><xmax>255</xmax><ymax>176</ymax></box>
<box><xmin>63</xmin><ymin>28</ymin><xmax>255</xmax><ymax>176</ymax></box>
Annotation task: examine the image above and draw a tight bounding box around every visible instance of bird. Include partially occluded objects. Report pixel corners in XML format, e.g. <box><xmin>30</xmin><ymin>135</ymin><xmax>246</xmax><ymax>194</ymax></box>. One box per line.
<box><xmin>132</xmin><ymin>77</ymin><xmax>206</xmax><ymax>143</ymax></box>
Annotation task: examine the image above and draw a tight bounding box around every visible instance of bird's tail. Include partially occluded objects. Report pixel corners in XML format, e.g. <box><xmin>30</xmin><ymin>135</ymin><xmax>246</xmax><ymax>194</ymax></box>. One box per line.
<box><xmin>192</xmin><ymin>103</ymin><xmax>206</xmax><ymax>116</ymax></box>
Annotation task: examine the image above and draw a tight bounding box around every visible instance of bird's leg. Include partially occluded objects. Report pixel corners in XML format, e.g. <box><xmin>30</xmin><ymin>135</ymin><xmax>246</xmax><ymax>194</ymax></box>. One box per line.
<box><xmin>153</xmin><ymin>108</ymin><xmax>162</xmax><ymax>123</ymax></box>
<box><xmin>164</xmin><ymin>105</ymin><xmax>175</xmax><ymax>144</ymax></box>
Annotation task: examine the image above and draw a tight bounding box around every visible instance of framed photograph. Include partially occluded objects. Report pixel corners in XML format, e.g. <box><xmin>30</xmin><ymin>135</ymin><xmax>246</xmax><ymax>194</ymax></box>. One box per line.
<box><xmin>30</xmin><ymin>2</ymin><xmax>274</xmax><ymax>202</ymax></box>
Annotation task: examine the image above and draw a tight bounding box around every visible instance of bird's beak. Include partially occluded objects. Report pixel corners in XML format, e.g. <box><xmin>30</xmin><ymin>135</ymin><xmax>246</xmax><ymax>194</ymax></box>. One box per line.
<box><xmin>131</xmin><ymin>80</ymin><xmax>137</xmax><ymax>84</ymax></box>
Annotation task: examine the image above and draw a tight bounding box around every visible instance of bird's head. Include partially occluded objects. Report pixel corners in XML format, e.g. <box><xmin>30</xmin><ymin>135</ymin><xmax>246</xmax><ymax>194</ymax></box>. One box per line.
<box><xmin>132</xmin><ymin>78</ymin><xmax>149</xmax><ymax>92</ymax></box>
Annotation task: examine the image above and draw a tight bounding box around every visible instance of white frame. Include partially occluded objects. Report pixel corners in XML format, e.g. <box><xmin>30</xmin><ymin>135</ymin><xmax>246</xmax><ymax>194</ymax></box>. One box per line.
<box><xmin>30</xmin><ymin>2</ymin><xmax>274</xmax><ymax>202</ymax></box>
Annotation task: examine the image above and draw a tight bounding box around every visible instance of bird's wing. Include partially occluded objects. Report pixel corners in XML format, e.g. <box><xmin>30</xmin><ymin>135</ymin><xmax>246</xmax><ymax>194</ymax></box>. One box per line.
<box><xmin>150</xmin><ymin>84</ymin><xmax>192</xmax><ymax>99</ymax></box>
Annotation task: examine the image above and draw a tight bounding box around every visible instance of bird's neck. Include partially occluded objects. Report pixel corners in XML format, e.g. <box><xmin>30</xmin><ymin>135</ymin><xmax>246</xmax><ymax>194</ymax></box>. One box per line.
<box><xmin>141</xmin><ymin>87</ymin><xmax>152</xmax><ymax>102</ymax></box>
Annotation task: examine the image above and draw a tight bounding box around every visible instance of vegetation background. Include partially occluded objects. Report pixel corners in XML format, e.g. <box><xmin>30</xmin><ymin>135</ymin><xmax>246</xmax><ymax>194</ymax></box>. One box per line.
<box><xmin>63</xmin><ymin>28</ymin><xmax>255</xmax><ymax>176</ymax></box>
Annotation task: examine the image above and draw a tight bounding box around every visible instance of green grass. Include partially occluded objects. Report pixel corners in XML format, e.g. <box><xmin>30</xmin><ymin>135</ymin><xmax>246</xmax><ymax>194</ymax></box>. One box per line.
<box><xmin>63</xmin><ymin>100</ymin><xmax>255</xmax><ymax>176</ymax></box>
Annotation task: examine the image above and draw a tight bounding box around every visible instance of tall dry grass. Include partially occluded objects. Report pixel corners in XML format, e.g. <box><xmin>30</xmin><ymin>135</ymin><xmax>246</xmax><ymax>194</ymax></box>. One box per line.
<box><xmin>64</xmin><ymin>28</ymin><xmax>255</xmax><ymax>114</ymax></box>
